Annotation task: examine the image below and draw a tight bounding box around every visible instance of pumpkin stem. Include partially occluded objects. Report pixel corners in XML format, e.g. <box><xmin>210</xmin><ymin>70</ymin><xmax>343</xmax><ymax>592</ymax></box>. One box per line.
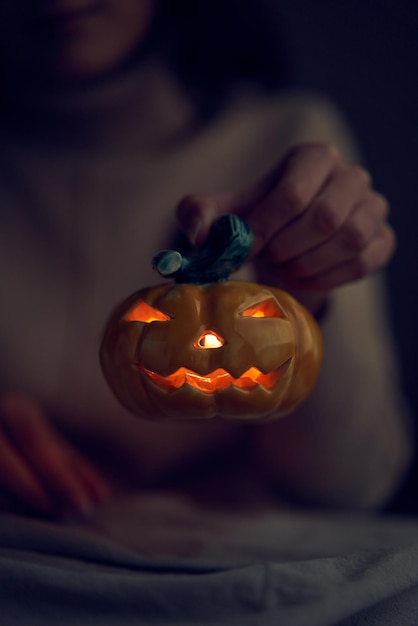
<box><xmin>153</xmin><ymin>214</ymin><xmax>253</xmax><ymax>284</ymax></box>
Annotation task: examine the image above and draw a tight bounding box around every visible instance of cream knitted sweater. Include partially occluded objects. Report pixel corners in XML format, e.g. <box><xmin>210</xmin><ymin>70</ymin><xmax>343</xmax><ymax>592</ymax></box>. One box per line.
<box><xmin>0</xmin><ymin>58</ymin><xmax>411</xmax><ymax>506</ymax></box>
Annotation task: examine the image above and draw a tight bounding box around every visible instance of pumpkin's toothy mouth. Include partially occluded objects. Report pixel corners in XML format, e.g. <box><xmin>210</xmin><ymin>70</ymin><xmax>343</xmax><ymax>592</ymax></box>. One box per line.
<box><xmin>138</xmin><ymin>361</ymin><xmax>291</xmax><ymax>394</ymax></box>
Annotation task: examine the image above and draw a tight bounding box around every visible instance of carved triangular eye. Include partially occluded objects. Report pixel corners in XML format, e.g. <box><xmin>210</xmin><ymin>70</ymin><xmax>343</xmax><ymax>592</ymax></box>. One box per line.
<box><xmin>124</xmin><ymin>301</ymin><xmax>171</xmax><ymax>323</ymax></box>
<box><xmin>240</xmin><ymin>298</ymin><xmax>284</xmax><ymax>318</ymax></box>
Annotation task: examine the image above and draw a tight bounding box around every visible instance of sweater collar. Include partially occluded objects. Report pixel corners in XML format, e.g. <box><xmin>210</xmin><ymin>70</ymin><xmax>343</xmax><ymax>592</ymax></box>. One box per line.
<box><xmin>3</xmin><ymin>54</ymin><xmax>197</xmax><ymax>153</ymax></box>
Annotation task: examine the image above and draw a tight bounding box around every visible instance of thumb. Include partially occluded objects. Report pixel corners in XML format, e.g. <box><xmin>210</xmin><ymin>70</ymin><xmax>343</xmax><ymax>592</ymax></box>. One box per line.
<box><xmin>176</xmin><ymin>171</ymin><xmax>277</xmax><ymax>248</ymax></box>
<box><xmin>176</xmin><ymin>194</ymin><xmax>223</xmax><ymax>248</ymax></box>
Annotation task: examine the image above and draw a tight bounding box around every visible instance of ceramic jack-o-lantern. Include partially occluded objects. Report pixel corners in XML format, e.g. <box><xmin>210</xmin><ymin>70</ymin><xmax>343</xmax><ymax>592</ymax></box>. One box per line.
<box><xmin>100</xmin><ymin>215</ymin><xmax>323</xmax><ymax>421</ymax></box>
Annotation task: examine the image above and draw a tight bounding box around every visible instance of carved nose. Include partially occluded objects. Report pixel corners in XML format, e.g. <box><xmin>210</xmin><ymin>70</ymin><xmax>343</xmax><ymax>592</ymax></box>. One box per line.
<box><xmin>194</xmin><ymin>330</ymin><xmax>224</xmax><ymax>349</ymax></box>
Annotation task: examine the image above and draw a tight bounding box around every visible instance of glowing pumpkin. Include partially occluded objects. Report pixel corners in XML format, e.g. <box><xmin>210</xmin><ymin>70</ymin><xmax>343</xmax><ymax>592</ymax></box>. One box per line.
<box><xmin>100</xmin><ymin>215</ymin><xmax>323</xmax><ymax>421</ymax></box>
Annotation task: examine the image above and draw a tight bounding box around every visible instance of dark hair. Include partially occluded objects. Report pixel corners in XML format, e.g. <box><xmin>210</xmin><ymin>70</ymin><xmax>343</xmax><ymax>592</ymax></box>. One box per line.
<box><xmin>155</xmin><ymin>1</ymin><xmax>289</xmax><ymax>117</ymax></box>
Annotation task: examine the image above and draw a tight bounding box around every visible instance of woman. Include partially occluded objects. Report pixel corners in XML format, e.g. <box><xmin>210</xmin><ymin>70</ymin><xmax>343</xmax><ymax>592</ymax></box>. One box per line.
<box><xmin>0</xmin><ymin>0</ymin><xmax>412</xmax><ymax>518</ymax></box>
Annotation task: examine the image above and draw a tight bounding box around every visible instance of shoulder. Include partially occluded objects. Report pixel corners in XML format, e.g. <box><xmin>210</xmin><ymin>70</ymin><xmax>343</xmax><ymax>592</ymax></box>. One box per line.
<box><xmin>214</xmin><ymin>88</ymin><xmax>361</xmax><ymax>163</ymax></box>
<box><xmin>178</xmin><ymin>88</ymin><xmax>361</xmax><ymax>190</ymax></box>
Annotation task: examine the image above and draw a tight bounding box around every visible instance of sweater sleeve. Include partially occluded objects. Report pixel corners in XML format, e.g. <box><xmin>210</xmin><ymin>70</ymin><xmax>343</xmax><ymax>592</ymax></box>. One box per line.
<box><xmin>255</xmin><ymin>274</ymin><xmax>413</xmax><ymax>509</ymax></box>
<box><xmin>245</xmin><ymin>93</ymin><xmax>413</xmax><ymax>508</ymax></box>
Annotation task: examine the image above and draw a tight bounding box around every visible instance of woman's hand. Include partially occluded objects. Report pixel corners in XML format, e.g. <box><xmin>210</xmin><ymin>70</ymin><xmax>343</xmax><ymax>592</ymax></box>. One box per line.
<box><xmin>0</xmin><ymin>394</ymin><xmax>109</xmax><ymax>518</ymax></box>
<box><xmin>177</xmin><ymin>143</ymin><xmax>395</xmax><ymax>315</ymax></box>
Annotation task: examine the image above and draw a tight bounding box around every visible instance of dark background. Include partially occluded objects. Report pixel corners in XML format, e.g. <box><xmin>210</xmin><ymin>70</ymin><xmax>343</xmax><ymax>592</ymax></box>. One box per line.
<box><xmin>271</xmin><ymin>0</ymin><xmax>418</xmax><ymax>508</ymax></box>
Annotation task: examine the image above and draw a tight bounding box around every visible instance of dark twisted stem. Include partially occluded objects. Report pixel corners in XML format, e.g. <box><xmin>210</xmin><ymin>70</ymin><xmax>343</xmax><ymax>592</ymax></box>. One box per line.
<box><xmin>152</xmin><ymin>214</ymin><xmax>253</xmax><ymax>284</ymax></box>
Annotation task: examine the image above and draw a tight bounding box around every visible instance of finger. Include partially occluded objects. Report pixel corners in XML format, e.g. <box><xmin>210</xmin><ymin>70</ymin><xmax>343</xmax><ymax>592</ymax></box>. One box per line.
<box><xmin>176</xmin><ymin>170</ymin><xmax>277</xmax><ymax>247</ymax></box>
<box><xmin>283</xmin><ymin>192</ymin><xmax>389</xmax><ymax>279</ymax></box>
<box><xmin>290</xmin><ymin>224</ymin><xmax>396</xmax><ymax>292</ymax></box>
<box><xmin>246</xmin><ymin>143</ymin><xmax>341</xmax><ymax>257</ymax></box>
<box><xmin>2</xmin><ymin>396</ymin><xmax>99</xmax><ymax>516</ymax></box>
<box><xmin>0</xmin><ymin>433</ymin><xmax>53</xmax><ymax>513</ymax></box>
<box><xmin>62</xmin><ymin>444</ymin><xmax>110</xmax><ymax>505</ymax></box>
<box><xmin>264</xmin><ymin>164</ymin><xmax>372</xmax><ymax>264</ymax></box>
<box><xmin>177</xmin><ymin>142</ymin><xmax>340</xmax><ymax>250</ymax></box>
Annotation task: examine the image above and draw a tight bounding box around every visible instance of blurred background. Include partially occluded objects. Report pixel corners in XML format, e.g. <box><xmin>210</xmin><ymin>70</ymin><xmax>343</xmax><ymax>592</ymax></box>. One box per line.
<box><xmin>270</xmin><ymin>0</ymin><xmax>418</xmax><ymax>509</ymax></box>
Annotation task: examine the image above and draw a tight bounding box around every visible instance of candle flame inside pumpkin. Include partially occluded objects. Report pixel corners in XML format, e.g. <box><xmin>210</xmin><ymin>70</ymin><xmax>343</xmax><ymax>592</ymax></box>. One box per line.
<box><xmin>124</xmin><ymin>297</ymin><xmax>284</xmax><ymax>325</ymax></box>
<box><xmin>127</xmin><ymin>296</ymin><xmax>291</xmax><ymax>393</ymax></box>
<box><xmin>139</xmin><ymin>362</ymin><xmax>290</xmax><ymax>394</ymax></box>
<box><xmin>194</xmin><ymin>330</ymin><xmax>224</xmax><ymax>349</ymax></box>
<box><xmin>124</xmin><ymin>301</ymin><xmax>170</xmax><ymax>323</ymax></box>
<box><xmin>240</xmin><ymin>298</ymin><xmax>284</xmax><ymax>318</ymax></box>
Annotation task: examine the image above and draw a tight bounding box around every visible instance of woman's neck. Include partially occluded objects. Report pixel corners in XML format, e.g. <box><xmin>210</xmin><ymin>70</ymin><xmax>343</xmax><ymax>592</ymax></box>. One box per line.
<box><xmin>1</xmin><ymin>52</ymin><xmax>197</xmax><ymax>153</ymax></box>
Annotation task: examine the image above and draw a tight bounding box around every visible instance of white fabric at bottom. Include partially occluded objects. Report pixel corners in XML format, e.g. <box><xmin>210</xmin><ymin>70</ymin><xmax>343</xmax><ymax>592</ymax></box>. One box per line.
<box><xmin>1</xmin><ymin>494</ymin><xmax>417</xmax><ymax>625</ymax></box>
